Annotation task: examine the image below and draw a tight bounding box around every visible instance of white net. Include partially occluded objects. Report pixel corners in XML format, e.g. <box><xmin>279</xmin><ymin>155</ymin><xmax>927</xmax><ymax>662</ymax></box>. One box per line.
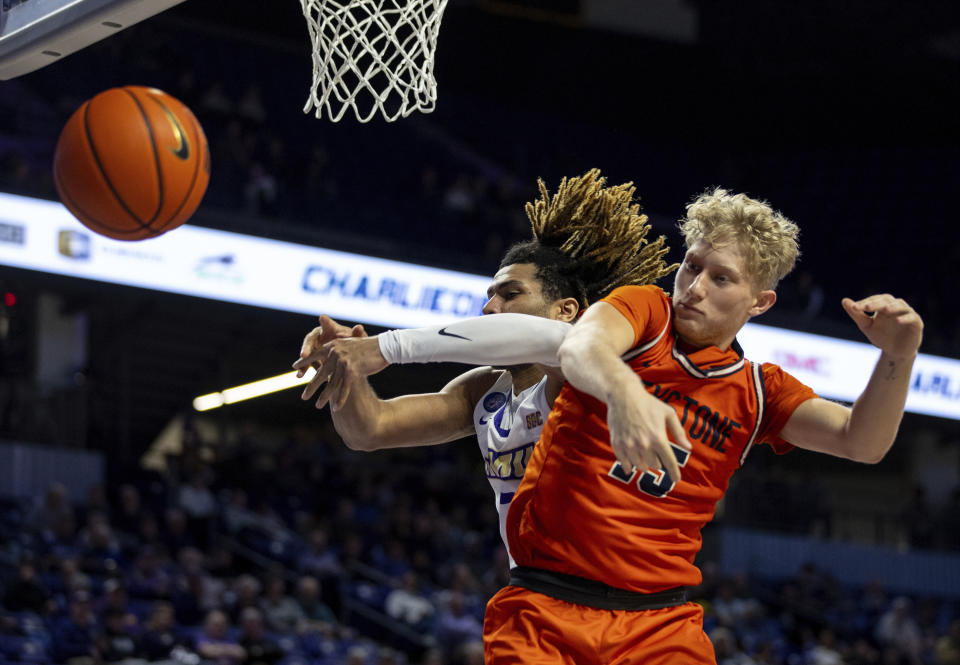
<box><xmin>301</xmin><ymin>0</ymin><xmax>449</xmax><ymax>123</ymax></box>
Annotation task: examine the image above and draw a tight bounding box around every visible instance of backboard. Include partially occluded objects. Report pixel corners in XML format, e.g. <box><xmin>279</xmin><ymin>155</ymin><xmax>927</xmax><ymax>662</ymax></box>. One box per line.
<box><xmin>0</xmin><ymin>0</ymin><xmax>186</xmax><ymax>80</ymax></box>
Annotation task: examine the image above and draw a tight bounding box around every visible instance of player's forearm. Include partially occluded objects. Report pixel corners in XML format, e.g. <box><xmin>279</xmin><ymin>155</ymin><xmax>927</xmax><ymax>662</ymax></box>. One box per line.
<box><xmin>558</xmin><ymin>333</ymin><xmax>645</xmax><ymax>406</ymax></box>
<box><xmin>379</xmin><ymin>314</ymin><xmax>570</xmax><ymax>367</ymax></box>
<box><xmin>329</xmin><ymin>377</ymin><xmax>392</xmax><ymax>450</ymax></box>
<box><xmin>330</xmin><ymin>378</ymin><xmax>469</xmax><ymax>449</ymax></box>
<box><xmin>843</xmin><ymin>350</ymin><xmax>917</xmax><ymax>463</ymax></box>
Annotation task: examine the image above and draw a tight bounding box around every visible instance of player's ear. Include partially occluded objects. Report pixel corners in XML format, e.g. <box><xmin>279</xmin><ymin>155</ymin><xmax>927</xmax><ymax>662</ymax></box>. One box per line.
<box><xmin>748</xmin><ymin>290</ymin><xmax>777</xmax><ymax>318</ymax></box>
<box><xmin>554</xmin><ymin>297</ymin><xmax>580</xmax><ymax>323</ymax></box>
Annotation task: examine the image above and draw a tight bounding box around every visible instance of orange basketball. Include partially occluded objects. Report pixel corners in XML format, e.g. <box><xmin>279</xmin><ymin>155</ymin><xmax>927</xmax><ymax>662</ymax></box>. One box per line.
<box><xmin>53</xmin><ymin>86</ymin><xmax>210</xmax><ymax>241</ymax></box>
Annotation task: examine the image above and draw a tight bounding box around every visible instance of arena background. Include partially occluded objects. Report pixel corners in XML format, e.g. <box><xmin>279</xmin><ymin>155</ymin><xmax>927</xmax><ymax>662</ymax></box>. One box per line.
<box><xmin>1</xmin><ymin>1</ymin><xmax>959</xmax><ymax>664</ymax></box>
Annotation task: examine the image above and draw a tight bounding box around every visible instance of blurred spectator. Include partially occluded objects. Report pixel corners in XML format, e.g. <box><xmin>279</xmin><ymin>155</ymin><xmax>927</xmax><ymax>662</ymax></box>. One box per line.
<box><xmin>237</xmin><ymin>85</ymin><xmax>267</xmax><ymax>125</ymax></box>
<box><xmin>433</xmin><ymin>591</ymin><xmax>481</xmax><ymax>652</ymax></box>
<box><xmin>111</xmin><ymin>484</ymin><xmax>144</xmax><ymax>539</ymax></box>
<box><xmin>95</xmin><ymin>608</ymin><xmax>141</xmax><ymax>662</ymax></box>
<box><xmin>260</xmin><ymin>574</ymin><xmax>304</xmax><ymax>634</ymax></box>
<box><xmin>238</xmin><ymin>607</ymin><xmax>284</xmax><ymax>665</ymax></box>
<box><xmin>179</xmin><ymin>547</ymin><xmax>220</xmax><ymax>597</ymax></box>
<box><xmin>29</xmin><ymin>482</ymin><xmax>73</xmax><ymax>534</ymax></box>
<box><xmin>52</xmin><ymin>590</ymin><xmax>98</xmax><ymax>664</ymax></box>
<box><xmin>137</xmin><ymin>512</ymin><xmax>163</xmax><ymax>549</ymax></box>
<box><xmin>245</xmin><ymin>163</ymin><xmax>279</xmax><ymax>216</ymax></box>
<box><xmin>847</xmin><ymin>639</ymin><xmax>881</xmax><ymax>665</ymax></box>
<box><xmin>298</xmin><ymin>527</ymin><xmax>342</xmax><ymax>579</ymax></box>
<box><xmin>376</xmin><ymin>646</ymin><xmax>403</xmax><ymax>665</ymax></box>
<box><xmin>98</xmin><ymin>579</ymin><xmax>139</xmax><ymax>631</ymax></box>
<box><xmin>875</xmin><ymin>597</ymin><xmax>923</xmax><ymax>665</ymax></box>
<box><xmin>228</xmin><ymin>574</ymin><xmax>262</xmax><ymax>624</ymax></box>
<box><xmin>223</xmin><ymin>489</ymin><xmax>261</xmax><ymax>534</ymax></box>
<box><xmin>178</xmin><ymin>470</ymin><xmax>217</xmax><ymax>548</ymax></box>
<box><xmin>860</xmin><ymin>579</ymin><xmax>888</xmax><ymax>624</ymax></box>
<box><xmin>481</xmin><ymin>545</ymin><xmax>511</xmax><ymax>598</ymax></box>
<box><xmin>709</xmin><ymin>625</ymin><xmax>752</xmax><ymax>665</ymax></box>
<box><xmin>43</xmin><ymin>511</ymin><xmax>80</xmax><ymax>560</ymax></box>
<box><xmin>751</xmin><ymin>641</ymin><xmax>779</xmax><ymax>665</ymax></box>
<box><xmin>78</xmin><ymin>515</ymin><xmax>122</xmax><ymax>575</ymax></box>
<box><xmin>172</xmin><ymin>547</ymin><xmax>224</xmax><ymax>624</ymax></box>
<box><xmin>79</xmin><ymin>484</ymin><xmax>111</xmax><ymax>527</ymax></box>
<box><xmin>170</xmin><ymin>570</ymin><xmax>206</xmax><ymax>627</ymax></box>
<box><xmin>458</xmin><ymin>641</ymin><xmax>484</xmax><ymax>665</ymax></box>
<box><xmin>418</xmin><ymin>647</ymin><xmax>446</xmax><ymax>665</ymax></box>
<box><xmin>371</xmin><ymin>538</ymin><xmax>411</xmax><ymax>580</ymax></box>
<box><xmin>195</xmin><ymin>609</ymin><xmax>246</xmax><ymax>665</ymax></box>
<box><xmin>199</xmin><ymin>81</ymin><xmax>233</xmax><ymax>117</ymax></box>
<box><xmin>713</xmin><ymin>578</ymin><xmax>763</xmax><ymax>628</ymax></box>
<box><xmin>140</xmin><ymin>602</ymin><xmax>185</xmax><ymax>661</ymax></box>
<box><xmin>443</xmin><ymin>174</ymin><xmax>476</xmax><ymax>214</ymax></box>
<box><xmin>807</xmin><ymin>627</ymin><xmax>844</xmax><ymax>665</ymax></box>
<box><xmin>163</xmin><ymin>507</ymin><xmax>196</xmax><ymax>556</ymax></box>
<box><xmin>2</xmin><ymin>557</ymin><xmax>51</xmax><ymax>615</ymax></box>
<box><xmin>346</xmin><ymin>644</ymin><xmax>371</xmax><ymax>665</ymax></box>
<box><xmin>128</xmin><ymin>546</ymin><xmax>173</xmax><ymax>599</ymax></box>
<box><xmin>936</xmin><ymin>619</ymin><xmax>960</xmax><ymax>665</ymax></box>
<box><xmin>58</xmin><ymin>556</ymin><xmax>92</xmax><ymax>595</ymax></box>
<box><xmin>294</xmin><ymin>575</ymin><xmax>337</xmax><ymax>633</ymax></box>
<box><xmin>385</xmin><ymin>571</ymin><xmax>434</xmax><ymax>632</ymax></box>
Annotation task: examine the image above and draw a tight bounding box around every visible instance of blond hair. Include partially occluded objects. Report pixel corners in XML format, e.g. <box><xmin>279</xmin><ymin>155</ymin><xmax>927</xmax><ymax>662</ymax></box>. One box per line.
<box><xmin>506</xmin><ymin>168</ymin><xmax>675</xmax><ymax>307</ymax></box>
<box><xmin>679</xmin><ymin>188</ymin><xmax>799</xmax><ymax>291</ymax></box>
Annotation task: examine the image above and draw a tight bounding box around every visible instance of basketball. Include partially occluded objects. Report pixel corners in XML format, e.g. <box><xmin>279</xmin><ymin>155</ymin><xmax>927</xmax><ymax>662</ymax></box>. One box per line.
<box><xmin>53</xmin><ymin>86</ymin><xmax>210</xmax><ymax>241</ymax></box>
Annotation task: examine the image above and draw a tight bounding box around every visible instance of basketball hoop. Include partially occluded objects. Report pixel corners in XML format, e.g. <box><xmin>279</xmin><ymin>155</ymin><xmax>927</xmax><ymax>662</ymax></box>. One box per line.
<box><xmin>300</xmin><ymin>0</ymin><xmax>449</xmax><ymax>123</ymax></box>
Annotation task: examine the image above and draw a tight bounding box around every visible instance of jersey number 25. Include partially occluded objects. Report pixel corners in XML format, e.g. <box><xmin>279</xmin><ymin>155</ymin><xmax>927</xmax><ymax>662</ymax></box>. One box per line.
<box><xmin>607</xmin><ymin>444</ymin><xmax>691</xmax><ymax>498</ymax></box>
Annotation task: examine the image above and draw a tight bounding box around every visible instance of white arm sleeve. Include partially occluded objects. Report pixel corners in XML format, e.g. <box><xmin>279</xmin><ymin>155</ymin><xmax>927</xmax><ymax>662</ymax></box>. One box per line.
<box><xmin>377</xmin><ymin>314</ymin><xmax>571</xmax><ymax>367</ymax></box>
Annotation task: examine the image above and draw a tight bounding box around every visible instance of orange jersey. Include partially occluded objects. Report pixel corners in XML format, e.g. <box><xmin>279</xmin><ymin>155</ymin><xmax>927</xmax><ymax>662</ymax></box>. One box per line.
<box><xmin>506</xmin><ymin>285</ymin><xmax>817</xmax><ymax>593</ymax></box>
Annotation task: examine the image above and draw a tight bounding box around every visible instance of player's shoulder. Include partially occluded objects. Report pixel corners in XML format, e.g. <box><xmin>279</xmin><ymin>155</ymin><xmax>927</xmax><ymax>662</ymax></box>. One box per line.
<box><xmin>599</xmin><ymin>284</ymin><xmax>672</xmax><ymax>335</ymax></box>
<box><xmin>604</xmin><ymin>283</ymin><xmax>669</xmax><ymax>304</ymax></box>
<box><xmin>453</xmin><ymin>366</ymin><xmax>506</xmax><ymax>405</ymax></box>
<box><xmin>607</xmin><ymin>284</ymin><xmax>667</xmax><ymax>298</ymax></box>
<box><xmin>756</xmin><ymin>361</ymin><xmax>815</xmax><ymax>397</ymax></box>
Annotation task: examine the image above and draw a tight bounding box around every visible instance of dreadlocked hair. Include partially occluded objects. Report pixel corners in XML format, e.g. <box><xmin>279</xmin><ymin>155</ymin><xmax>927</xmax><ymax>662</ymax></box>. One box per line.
<box><xmin>502</xmin><ymin>168</ymin><xmax>676</xmax><ymax>308</ymax></box>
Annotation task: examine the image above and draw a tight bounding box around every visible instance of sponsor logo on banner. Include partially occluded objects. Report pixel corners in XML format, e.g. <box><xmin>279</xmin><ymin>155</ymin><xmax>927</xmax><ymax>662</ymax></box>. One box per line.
<box><xmin>195</xmin><ymin>254</ymin><xmax>243</xmax><ymax>284</ymax></box>
<box><xmin>301</xmin><ymin>265</ymin><xmax>485</xmax><ymax>318</ymax></box>
<box><xmin>772</xmin><ymin>350</ymin><xmax>828</xmax><ymax>376</ymax></box>
<box><xmin>0</xmin><ymin>221</ymin><xmax>25</xmax><ymax>245</ymax></box>
<box><xmin>58</xmin><ymin>230</ymin><xmax>91</xmax><ymax>259</ymax></box>
<box><xmin>100</xmin><ymin>244</ymin><xmax>162</xmax><ymax>263</ymax></box>
<box><xmin>911</xmin><ymin>371</ymin><xmax>960</xmax><ymax>401</ymax></box>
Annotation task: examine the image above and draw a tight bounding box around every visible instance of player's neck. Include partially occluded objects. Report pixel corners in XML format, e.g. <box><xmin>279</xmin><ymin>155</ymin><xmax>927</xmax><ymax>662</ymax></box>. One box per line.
<box><xmin>507</xmin><ymin>364</ymin><xmax>545</xmax><ymax>394</ymax></box>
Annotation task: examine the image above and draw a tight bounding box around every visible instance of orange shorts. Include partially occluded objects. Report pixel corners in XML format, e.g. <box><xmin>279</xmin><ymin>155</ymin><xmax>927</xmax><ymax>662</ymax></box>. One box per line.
<box><xmin>483</xmin><ymin>585</ymin><xmax>716</xmax><ymax>665</ymax></box>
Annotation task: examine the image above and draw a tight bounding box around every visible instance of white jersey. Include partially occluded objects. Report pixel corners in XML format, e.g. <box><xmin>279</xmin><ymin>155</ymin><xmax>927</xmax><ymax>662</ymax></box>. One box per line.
<box><xmin>474</xmin><ymin>372</ymin><xmax>551</xmax><ymax>567</ymax></box>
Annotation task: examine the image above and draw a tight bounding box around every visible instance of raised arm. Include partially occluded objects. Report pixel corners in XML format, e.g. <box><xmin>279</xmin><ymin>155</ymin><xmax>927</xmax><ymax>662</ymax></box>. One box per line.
<box><xmin>780</xmin><ymin>294</ymin><xmax>923</xmax><ymax>463</ymax></box>
<box><xmin>558</xmin><ymin>302</ymin><xmax>692</xmax><ymax>482</ymax></box>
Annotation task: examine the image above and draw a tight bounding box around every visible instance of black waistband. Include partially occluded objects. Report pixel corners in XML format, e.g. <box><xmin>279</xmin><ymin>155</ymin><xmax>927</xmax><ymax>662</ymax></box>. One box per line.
<box><xmin>509</xmin><ymin>566</ymin><xmax>688</xmax><ymax>611</ymax></box>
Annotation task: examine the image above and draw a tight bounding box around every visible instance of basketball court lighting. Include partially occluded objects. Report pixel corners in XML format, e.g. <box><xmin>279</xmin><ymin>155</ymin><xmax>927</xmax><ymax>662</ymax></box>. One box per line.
<box><xmin>193</xmin><ymin>368</ymin><xmax>317</xmax><ymax>411</ymax></box>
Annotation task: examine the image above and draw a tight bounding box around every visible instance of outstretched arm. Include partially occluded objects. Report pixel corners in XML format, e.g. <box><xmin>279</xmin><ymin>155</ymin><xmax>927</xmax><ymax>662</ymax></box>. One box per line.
<box><xmin>780</xmin><ymin>294</ymin><xmax>923</xmax><ymax>463</ymax></box>
<box><xmin>293</xmin><ymin>314</ymin><xmax>571</xmax><ymax>411</ymax></box>
<box><xmin>557</xmin><ymin>302</ymin><xmax>692</xmax><ymax>483</ymax></box>
<box><xmin>295</xmin><ymin>315</ymin><xmax>493</xmax><ymax>450</ymax></box>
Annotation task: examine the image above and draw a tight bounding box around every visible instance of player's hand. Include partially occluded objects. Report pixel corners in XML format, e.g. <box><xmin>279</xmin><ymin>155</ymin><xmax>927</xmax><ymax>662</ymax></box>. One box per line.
<box><xmin>294</xmin><ymin>315</ymin><xmax>366</xmax><ymax>379</ymax></box>
<box><xmin>300</xmin><ymin>336</ymin><xmax>389</xmax><ymax>411</ymax></box>
<box><xmin>842</xmin><ymin>294</ymin><xmax>923</xmax><ymax>359</ymax></box>
<box><xmin>606</xmin><ymin>379</ymin><xmax>692</xmax><ymax>485</ymax></box>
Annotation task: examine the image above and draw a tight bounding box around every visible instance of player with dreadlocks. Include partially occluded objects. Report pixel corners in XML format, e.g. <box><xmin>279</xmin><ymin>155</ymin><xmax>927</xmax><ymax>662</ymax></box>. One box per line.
<box><xmin>294</xmin><ymin>169</ymin><xmax>676</xmax><ymax>564</ymax></box>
